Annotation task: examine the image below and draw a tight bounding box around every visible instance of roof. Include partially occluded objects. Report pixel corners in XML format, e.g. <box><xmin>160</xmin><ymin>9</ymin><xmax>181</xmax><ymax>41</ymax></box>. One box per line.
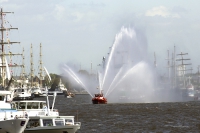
<box><xmin>29</xmin><ymin>115</ymin><xmax>75</xmax><ymax>119</ymax></box>
<box><xmin>0</xmin><ymin>90</ymin><xmax>11</xmax><ymax>95</ymax></box>
<box><xmin>12</xmin><ymin>100</ymin><xmax>46</xmax><ymax>103</ymax></box>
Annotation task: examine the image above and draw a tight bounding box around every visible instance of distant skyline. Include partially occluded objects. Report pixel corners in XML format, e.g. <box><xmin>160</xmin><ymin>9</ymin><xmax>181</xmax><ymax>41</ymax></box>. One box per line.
<box><xmin>1</xmin><ymin>0</ymin><xmax>200</xmax><ymax>76</ymax></box>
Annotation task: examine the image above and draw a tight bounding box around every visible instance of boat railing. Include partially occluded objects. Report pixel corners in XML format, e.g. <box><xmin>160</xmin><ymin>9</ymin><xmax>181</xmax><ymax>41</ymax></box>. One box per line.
<box><xmin>37</xmin><ymin>111</ymin><xmax>46</xmax><ymax>116</ymax></box>
<box><xmin>74</xmin><ymin>122</ymin><xmax>81</xmax><ymax>126</ymax></box>
<box><xmin>0</xmin><ymin>117</ymin><xmax>27</xmax><ymax>121</ymax></box>
<box><xmin>52</xmin><ymin>109</ymin><xmax>58</xmax><ymax>112</ymax></box>
<box><xmin>0</xmin><ymin>112</ymin><xmax>28</xmax><ymax>120</ymax></box>
<box><xmin>14</xmin><ymin>109</ymin><xmax>59</xmax><ymax>116</ymax></box>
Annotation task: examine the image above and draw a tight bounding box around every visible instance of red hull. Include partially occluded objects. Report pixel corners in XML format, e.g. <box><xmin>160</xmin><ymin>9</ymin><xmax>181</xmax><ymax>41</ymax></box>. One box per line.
<box><xmin>92</xmin><ymin>94</ymin><xmax>107</xmax><ymax>104</ymax></box>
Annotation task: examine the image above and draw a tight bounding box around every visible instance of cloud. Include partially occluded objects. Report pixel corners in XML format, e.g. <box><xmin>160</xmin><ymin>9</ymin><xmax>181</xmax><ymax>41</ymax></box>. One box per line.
<box><xmin>71</xmin><ymin>11</ymin><xmax>84</xmax><ymax>22</ymax></box>
<box><xmin>0</xmin><ymin>0</ymin><xmax>8</xmax><ymax>3</ymax></box>
<box><xmin>53</xmin><ymin>4</ymin><xmax>65</xmax><ymax>20</ymax></box>
<box><xmin>145</xmin><ymin>6</ymin><xmax>180</xmax><ymax>18</ymax></box>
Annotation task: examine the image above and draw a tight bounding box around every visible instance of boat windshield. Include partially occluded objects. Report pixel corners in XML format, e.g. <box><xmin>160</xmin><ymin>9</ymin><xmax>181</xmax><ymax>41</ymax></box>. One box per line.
<box><xmin>11</xmin><ymin>102</ymin><xmax>17</xmax><ymax>109</ymax></box>
<box><xmin>15</xmin><ymin>89</ymin><xmax>25</xmax><ymax>92</ymax></box>
<box><xmin>27</xmin><ymin>119</ymin><xmax>40</xmax><ymax>128</ymax></box>
<box><xmin>0</xmin><ymin>96</ymin><xmax>4</xmax><ymax>101</ymax></box>
<box><xmin>19</xmin><ymin>102</ymin><xmax>26</xmax><ymax>109</ymax></box>
<box><xmin>65</xmin><ymin>119</ymin><xmax>73</xmax><ymax>125</ymax></box>
<box><xmin>43</xmin><ymin>119</ymin><xmax>53</xmax><ymax>126</ymax></box>
<box><xmin>55</xmin><ymin>119</ymin><xmax>64</xmax><ymax>126</ymax></box>
<box><xmin>27</xmin><ymin>102</ymin><xmax>39</xmax><ymax>109</ymax></box>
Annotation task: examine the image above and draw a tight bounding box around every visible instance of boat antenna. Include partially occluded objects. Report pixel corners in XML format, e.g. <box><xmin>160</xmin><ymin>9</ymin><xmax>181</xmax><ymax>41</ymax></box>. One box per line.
<box><xmin>51</xmin><ymin>92</ymin><xmax>57</xmax><ymax>112</ymax></box>
<box><xmin>45</xmin><ymin>85</ymin><xmax>50</xmax><ymax>116</ymax></box>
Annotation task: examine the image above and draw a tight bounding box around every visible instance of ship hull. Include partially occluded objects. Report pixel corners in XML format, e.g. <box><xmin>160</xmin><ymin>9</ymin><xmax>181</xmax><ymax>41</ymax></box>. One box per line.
<box><xmin>0</xmin><ymin>118</ymin><xmax>28</xmax><ymax>133</ymax></box>
<box><xmin>92</xmin><ymin>97</ymin><xmax>107</xmax><ymax>104</ymax></box>
<box><xmin>24</xmin><ymin>125</ymin><xmax>81</xmax><ymax>133</ymax></box>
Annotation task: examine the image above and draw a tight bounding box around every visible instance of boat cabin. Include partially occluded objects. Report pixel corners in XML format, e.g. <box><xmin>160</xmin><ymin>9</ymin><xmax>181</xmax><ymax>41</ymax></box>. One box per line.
<box><xmin>0</xmin><ymin>91</ymin><xmax>12</xmax><ymax>109</ymax></box>
<box><xmin>11</xmin><ymin>100</ymin><xmax>59</xmax><ymax>116</ymax></box>
<box><xmin>26</xmin><ymin>116</ymin><xmax>76</xmax><ymax>128</ymax></box>
<box><xmin>95</xmin><ymin>94</ymin><xmax>103</xmax><ymax>97</ymax></box>
<box><xmin>0</xmin><ymin>91</ymin><xmax>17</xmax><ymax>121</ymax></box>
<box><xmin>14</xmin><ymin>88</ymin><xmax>31</xmax><ymax>94</ymax></box>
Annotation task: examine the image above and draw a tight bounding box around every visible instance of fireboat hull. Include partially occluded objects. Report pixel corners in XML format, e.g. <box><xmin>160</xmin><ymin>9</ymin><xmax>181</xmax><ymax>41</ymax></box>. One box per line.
<box><xmin>92</xmin><ymin>97</ymin><xmax>107</xmax><ymax>104</ymax></box>
<box><xmin>92</xmin><ymin>93</ymin><xmax>107</xmax><ymax>104</ymax></box>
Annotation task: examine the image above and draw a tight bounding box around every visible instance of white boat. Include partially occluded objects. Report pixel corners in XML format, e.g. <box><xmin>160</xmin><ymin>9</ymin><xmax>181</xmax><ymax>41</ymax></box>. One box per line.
<box><xmin>31</xmin><ymin>87</ymin><xmax>42</xmax><ymax>97</ymax></box>
<box><xmin>31</xmin><ymin>86</ymin><xmax>47</xmax><ymax>97</ymax></box>
<box><xmin>13</xmin><ymin>87</ymin><xmax>34</xmax><ymax>101</ymax></box>
<box><xmin>186</xmin><ymin>84</ymin><xmax>195</xmax><ymax>96</ymax></box>
<box><xmin>0</xmin><ymin>90</ymin><xmax>29</xmax><ymax>133</ymax></box>
<box><xmin>25</xmin><ymin>116</ymin><xmax>81</xmax><ymax>133</ymax></box>
<box><xmin>48</xmin><ymin>79</ymin><xmax>68</xmax><ymax>95</ymax></box>
<box><xmin>11</xmin><ymin>89</ymin><xmax>81</xmax><ymax>133</ymax></box>
<box><xmin>181</xmin><ymin>84</ymin><xmax>196</xmax><ymax>101</ymax></box>
<box><xmin>49</xmin><ymin>79</ymin><xmax>75</xmax><ymax>98</ymax></box>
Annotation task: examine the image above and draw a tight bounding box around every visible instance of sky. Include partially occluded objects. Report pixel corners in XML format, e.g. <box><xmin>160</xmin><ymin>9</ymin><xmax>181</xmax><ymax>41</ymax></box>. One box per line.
<box><xmin>1</xmin><ymin>0</ymin><xmax>200</xmax><ymax>76</ymax></box>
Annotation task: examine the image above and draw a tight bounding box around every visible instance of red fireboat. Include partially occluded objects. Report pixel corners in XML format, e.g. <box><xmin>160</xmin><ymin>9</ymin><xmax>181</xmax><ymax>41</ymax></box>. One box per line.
<box><xmin>92</xmin><ymin>93</ymin><xmax>107</xmax><ymax>104</ymax></box>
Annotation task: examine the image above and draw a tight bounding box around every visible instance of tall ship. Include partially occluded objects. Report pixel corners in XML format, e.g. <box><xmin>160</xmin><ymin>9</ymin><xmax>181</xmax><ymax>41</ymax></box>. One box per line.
<box><xmin>0</xmin><ymin>7</ymin><xmax>33</xmax><ymax>101</ymax></box>
<box><xmin>0</xmin><ymin>8</ymin><xmax>23</xmax><ymax>90</ymax></box>
<box><xmin>0</xmin><ymin>7</ymin><xmax>81</xmax><ymax>133</ymax></box>
<box><xmin>0</xmin><ymin>8</ymin><xmax>29</xmax><ymax>133</ymax></box>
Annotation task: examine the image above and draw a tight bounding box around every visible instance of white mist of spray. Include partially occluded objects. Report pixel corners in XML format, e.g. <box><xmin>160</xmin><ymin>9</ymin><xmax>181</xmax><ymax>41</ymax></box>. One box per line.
<box><xmin>62</xmin><ymin>64</ymin><xmax>93</xmax><ymax>97</ymax></box>
<box><xmin>62</xmin><ymin>25</ymin><xmax>184</xmax><ymax>103</ymax></box>
<box><xmin>61</xmin><ymin>26</ymin><xmax>155</xmax><ymax>103</ymax></box>
<box><xmin>97</xmin><ymin>71</ymin><xmax>103</xmax><ymax>93</ymax></box>
<box><xmin>102</xmin><ymin>28</ymin><xmax>143</xmax><ymax>87</ymax></box>
<box><xmin>105</xmin><ymin>61</ymin><xmax>145</xmax><ymax>97</ymax></box>
<box><xmin>105</xmin><ymin>65</ymin><xmax>127</xmax><ymax>97</ymax></box>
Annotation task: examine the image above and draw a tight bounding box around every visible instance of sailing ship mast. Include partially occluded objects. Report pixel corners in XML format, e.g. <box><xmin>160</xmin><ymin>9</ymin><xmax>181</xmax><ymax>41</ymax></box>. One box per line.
<box><xmin>38</xmin><ymin>43</ymin><xmax>44</xmax><ymax>87</ymax></box>
<box><xmin>0</xmin><ymin>8</ymin><xmax>22</xmax><ymax>88</ymax></box>
<box><xmin>30</xmin><ymin>44</ymin><xmax>34</xmax><ymax>87</ymax></box>
<box><xmin>20</xmin><ymin>47</ymin><xmax>26</xmax><ymax>85</ymax></box>
<box><xmin>176</xmin><ymin>52</ymin><xmax>191</xmax><ymax>88</ymax></box>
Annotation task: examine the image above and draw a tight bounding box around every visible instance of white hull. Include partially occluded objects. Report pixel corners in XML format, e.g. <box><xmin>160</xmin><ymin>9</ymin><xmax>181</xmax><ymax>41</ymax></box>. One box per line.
<box><xmin>0</xmin><ymin>118</ymin><xmax>28</xmax><ymax>133</ymax></box>
<box><xmin>66</xmin><ymin>95</ymin><xmax>72</xmax><ymax>98</ymax></box>
<box><xmin>24</xmin><ymin>125</ymin><xmax>80</xmax><ymax>133</ymax></box>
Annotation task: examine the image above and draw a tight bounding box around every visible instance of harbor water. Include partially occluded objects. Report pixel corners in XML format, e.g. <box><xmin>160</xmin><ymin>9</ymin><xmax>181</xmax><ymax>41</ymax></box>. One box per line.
<box><xmin>36</xmin><ymin>95</ymin><xmax>200</xmax><ymax>133</ymax></box>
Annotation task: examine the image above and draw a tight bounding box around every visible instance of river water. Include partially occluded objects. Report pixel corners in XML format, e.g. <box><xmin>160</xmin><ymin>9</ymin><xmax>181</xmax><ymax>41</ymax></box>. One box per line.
<box><xmin>36</xmin><ymin>94</ymin><xmax>200</xmax><ymax>133</ymax></box>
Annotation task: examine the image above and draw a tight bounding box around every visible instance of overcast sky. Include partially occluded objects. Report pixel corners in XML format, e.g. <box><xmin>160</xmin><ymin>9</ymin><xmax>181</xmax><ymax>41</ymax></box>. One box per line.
<box><xmin>1</xmin><ymin>0</ymin><xmax>200</xmax><ymax>75</ymax></box>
